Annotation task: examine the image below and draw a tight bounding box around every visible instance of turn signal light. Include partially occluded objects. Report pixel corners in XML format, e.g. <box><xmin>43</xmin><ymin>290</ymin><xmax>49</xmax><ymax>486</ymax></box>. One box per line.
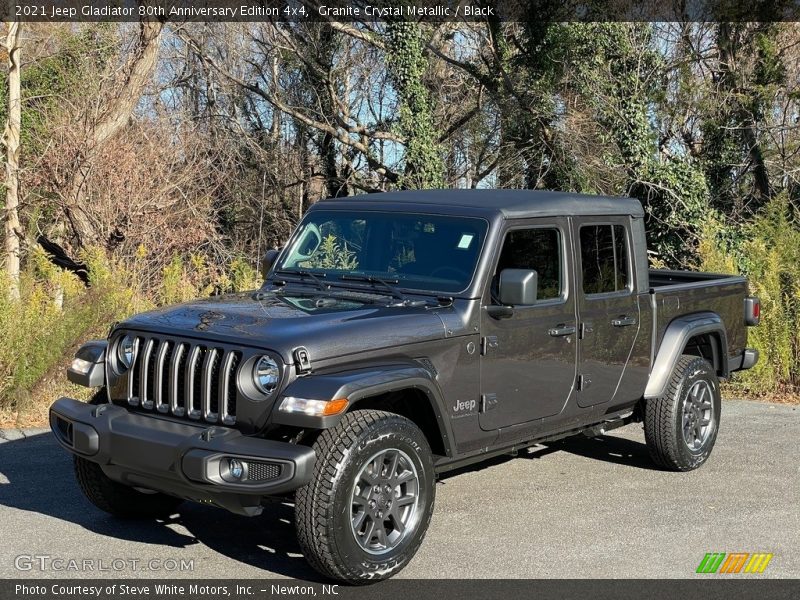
<box><xmin>278</xmin><ymin>396</ymin><xmax>349</xmax><ymax>417</ymax></box>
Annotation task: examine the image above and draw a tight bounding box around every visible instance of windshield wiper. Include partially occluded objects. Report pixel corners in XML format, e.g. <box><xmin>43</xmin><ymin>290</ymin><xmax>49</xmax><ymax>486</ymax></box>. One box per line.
<box><xmin>274</xmin><ymin>269</ymin><xmax>328</xmax><ymax>292</ymax></box>
<box><xmin>339</xmin><ymin>274</ymin><xmax>409</xmax><ymax>304</ymax></box>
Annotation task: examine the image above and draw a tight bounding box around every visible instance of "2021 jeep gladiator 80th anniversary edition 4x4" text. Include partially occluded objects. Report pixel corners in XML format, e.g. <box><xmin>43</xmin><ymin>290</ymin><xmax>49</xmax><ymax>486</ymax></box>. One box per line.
<box><xmin>51</xmin><ymin>190</ymin><xmax>760</xmax><ymax>582</ymax></box>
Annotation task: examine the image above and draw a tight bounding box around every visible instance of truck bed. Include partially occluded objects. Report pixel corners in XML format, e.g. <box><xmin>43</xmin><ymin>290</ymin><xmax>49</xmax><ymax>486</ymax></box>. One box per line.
<box><xmin>648</xmin><ymin>269</ymin><xmax>749</xmax><ymax>363</ymax></box>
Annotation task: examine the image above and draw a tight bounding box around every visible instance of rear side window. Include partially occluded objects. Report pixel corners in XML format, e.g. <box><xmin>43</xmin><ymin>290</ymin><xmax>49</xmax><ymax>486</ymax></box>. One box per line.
<box><xmin>495</xmin><ymin>228</ymin><xmax>562</xmax><ymax>300</ymax></box>
<box><xmin>580</xmin><ymin>224</ymin><xmax>629</xmax><ymax>295</ymax></box>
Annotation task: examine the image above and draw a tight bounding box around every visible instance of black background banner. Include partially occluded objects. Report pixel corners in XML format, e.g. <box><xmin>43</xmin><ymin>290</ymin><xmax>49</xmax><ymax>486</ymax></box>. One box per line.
<box><xmin>2</xmin><ymin>0</ymin><xmax>800</xmax><ymax>23</ymax></box>
<box><xmin>3</xmin><ymin>579</ymin><xmax>800</xmax><ymax>600</ymax></box>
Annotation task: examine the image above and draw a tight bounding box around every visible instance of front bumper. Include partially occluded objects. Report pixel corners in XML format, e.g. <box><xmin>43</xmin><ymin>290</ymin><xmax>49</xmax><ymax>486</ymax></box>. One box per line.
<box><xmin>50</xmin><ymin>397</ymin><xmax>315</xmax><ymax>516</ymax></box>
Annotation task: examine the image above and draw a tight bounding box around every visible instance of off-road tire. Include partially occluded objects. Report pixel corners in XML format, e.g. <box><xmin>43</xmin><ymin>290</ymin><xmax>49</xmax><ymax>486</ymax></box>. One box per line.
<box><xmin>644</xmin><ymin>355</ymin><xmax>721</xmax><ymax>471</ymax></box>
<box><xmin>73</xmin><ymin>390</ymin><xmax>183</xmax><ymax>518</ymax></box>
<box><xmin>295</xmin><ymin>409</ymin><xmax>435</xmax><ymax>584</ymax></box>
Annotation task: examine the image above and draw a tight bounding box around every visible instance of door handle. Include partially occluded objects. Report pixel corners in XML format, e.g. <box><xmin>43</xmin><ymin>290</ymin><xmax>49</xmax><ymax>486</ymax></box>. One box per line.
<box><xmin>611</xmin><ymin>316</ymin><xmax>637</xmax><ymax>327</ymax></box>
<box><xmin>548</xmin><ymin>324</ymin><xmax>576</xmax><ymax>337</ymax></box>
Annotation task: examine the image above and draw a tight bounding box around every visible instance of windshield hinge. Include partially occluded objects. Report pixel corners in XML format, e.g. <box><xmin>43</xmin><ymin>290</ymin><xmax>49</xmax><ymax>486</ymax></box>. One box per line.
<box><xmin>294</xmin><ymin>347</ymin><xmax>312</xmax><ymax>374</ymax></box>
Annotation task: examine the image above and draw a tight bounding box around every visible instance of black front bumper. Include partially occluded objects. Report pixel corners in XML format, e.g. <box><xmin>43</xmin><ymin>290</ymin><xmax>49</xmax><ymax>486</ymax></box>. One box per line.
<box><xmin>50</xmin><ymin>397</ymin><xmax>315</xmax><ymax>516</ymax></box>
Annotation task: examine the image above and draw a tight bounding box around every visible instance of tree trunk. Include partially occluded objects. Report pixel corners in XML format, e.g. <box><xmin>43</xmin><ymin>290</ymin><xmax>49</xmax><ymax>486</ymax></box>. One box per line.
<box><xmin>63</xmin><ymin>19</ymin><xmax>164</xmax><ymax>248</ymax></box>
<box><xmin>4</xmin><ymin>20</ymin><xmax>22</xmax><ymax>301</ymax></box>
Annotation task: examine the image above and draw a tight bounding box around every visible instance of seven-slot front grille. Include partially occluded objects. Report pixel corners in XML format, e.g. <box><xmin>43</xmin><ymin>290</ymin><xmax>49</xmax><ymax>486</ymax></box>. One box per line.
<box><xmin>126</xmin><ymin>336</ymin><xmax>241</xmax><ymax>425</ymax></box>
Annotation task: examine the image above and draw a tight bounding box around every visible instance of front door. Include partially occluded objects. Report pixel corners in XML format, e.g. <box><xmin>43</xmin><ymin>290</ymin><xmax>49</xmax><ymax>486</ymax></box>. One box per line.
<box><xmin>573</xmin><ymin>218</ymin><xmax>641</xmax><ymax>407</ymax></box>
<box><xmin>479</xmin><ymin>219</ymin><xmax>578</xmax><ymax>431</ymax></box>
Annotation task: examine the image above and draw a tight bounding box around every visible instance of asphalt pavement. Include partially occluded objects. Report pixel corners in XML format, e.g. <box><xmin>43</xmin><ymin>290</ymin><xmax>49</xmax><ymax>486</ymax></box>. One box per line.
<box><xmin>0</xmin><ymin>399</ymin><xmax>797</xmax><ymax>580</ymax></box>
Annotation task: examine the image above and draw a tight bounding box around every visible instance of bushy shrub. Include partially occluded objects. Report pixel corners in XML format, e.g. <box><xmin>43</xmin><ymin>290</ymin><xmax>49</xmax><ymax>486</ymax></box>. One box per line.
<box><xmin>0</xmin><ymin>248</ymin><xmax>262</xmax><ymax>425</ymax></box>
<box><xmin>0</xmin><ymin>248</ymin><xmax>141</xmax><ymax>423</ymax></box>
<box><xmin>698</xmin><ymin>193</ymin><xmax>800</xmax><ymax>396</ymax></box>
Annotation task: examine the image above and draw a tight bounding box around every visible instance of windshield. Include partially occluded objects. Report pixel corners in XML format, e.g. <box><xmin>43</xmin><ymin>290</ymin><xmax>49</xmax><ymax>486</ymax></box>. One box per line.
<box><xmin>275</xmin><ymin>210</ymin><xmax>489</xmax><ymax>294</ymax></box>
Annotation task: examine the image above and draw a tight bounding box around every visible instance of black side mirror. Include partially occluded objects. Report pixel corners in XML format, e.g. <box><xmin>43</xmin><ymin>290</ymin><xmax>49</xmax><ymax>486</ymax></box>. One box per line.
<box><xmin>261</xmin><ymin>248</ymin><xmax>280</xmax><ymax>280</ymax></box>
<box><xmin>498</xmin><ymin>268</ymin><xmax>538</xmax><ymax>305</ymax></box>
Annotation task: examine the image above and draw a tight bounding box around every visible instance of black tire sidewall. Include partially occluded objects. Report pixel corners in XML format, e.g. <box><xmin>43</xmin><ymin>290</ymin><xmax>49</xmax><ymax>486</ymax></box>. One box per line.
<box><xmin>671</xmin><ymin>359</ymin><xmax>721</xmax><ymax>469</ymax></box>
<box><xmin>327</xmin><ymin>417</ymin><xmax>435</xmax><ymax>578</ymax></box>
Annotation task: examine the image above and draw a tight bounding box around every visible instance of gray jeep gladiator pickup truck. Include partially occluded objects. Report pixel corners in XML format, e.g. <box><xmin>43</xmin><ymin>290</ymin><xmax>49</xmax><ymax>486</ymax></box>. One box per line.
<box><xmin>50</xmin><ymin>190</ymin><xmax>760</xmax><ymax>582</ymax></box>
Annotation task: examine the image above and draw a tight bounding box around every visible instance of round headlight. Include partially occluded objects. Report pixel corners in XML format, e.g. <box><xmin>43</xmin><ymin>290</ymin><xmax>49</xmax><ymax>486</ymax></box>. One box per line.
<box><xmin>253</xmin><ymin>356</ymin><xmax>280</xmax><ymax>395</ymax></box>
<box><xmin>116</xmin><ymin>335</ymin><xmax>135</xmax><ymax>370</ymax></box>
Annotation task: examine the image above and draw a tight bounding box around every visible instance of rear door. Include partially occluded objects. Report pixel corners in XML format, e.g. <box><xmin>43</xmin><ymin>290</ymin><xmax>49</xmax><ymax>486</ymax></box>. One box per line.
<box><xmin>573</xmin><ymin>218</ymin><xmax>641</xmax><ymax>407</ymax></box>
<box><xmin>479</xmin><ymin>219</ymin><xmax>578</xmax><ymax>430</ymax></box>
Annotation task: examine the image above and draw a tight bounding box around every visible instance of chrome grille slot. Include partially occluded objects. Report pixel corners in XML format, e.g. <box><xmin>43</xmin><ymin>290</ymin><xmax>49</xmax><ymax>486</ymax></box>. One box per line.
<box><xmin>140</xmin><ymin>338</ymin><xmax>158</xmax><ymax>409</ymax></box>
<box><xmin>154</xmin><ymin>341</ymin><xmax>171</xmax><ymax>413</ymax></box>
<box><xmin>125</xmin><ymin>335</ymin><xmax>240</xmax><ymax>425</ymax></box>
<box><xmin>201</xmin><ymin>348</ymin><xmax>218</xmax><ymax>422</ymax></box>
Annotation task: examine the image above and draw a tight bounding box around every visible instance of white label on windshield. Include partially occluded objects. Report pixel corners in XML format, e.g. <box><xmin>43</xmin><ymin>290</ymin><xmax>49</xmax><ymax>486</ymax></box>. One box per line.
<box><xmin>457</xmin><ymin>234</ymin><xmax>474</xmax><ymax>250</ymax></box>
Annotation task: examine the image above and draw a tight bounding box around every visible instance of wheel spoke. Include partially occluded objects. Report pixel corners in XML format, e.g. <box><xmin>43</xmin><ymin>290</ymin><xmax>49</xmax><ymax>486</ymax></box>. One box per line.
<box><xmin>396</xmin><ymin>494</ymin><xmax>416</xmax><ymax>507</ymax></box>
<box><xmin>694</xmin><ymin>385</ymin><xmax>707</xmax><ymax>407</ymax></box>
<box><xmin>396</xmin><ymin>469</ymin><xmax>415</xmax><ymax>485</ymax></box>
<box><xmin>387</xmin><ymin>451</ymin><xmax>400</xmax><ymax>480</ymax></box>
<box><xmin>352</xmin><ymin>510</ymin><xmax>367</xmax><ymax>531</ymax></box>
<box><xmin>370</xmin><ymin>451</ymin><xmax>386</xmax><ymax>479</ymax></box>
<box><xmin>700</xmin><ymin>417</ymin><xmax>711</xmax><ymax>426</ymax></box>
<box><xmin>391</xmin><ymin>512</ymin><xmax>406</xmax><ymax>534</ymax></box>
<box><xmin>352</xmin><ymin>487</ymin><xmax>369</xmax><ymax>507</ymax></box>
<box><xmin>362</xmin><ymin>518</ymin><xmax>375</xmax><ymax>543</ymax></box>
<box><xmin>374</xmin><ymin>524</ymin><xmax>388</xmax><ymax>548</ymax></box>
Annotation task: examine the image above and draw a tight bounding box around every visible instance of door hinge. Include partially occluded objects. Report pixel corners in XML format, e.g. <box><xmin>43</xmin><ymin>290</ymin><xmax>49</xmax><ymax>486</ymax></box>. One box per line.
<box><xmin>480</xmin><ymin>393</ymin><xmax>498</xmax><ymax>413</ymax></box>
<box><xmin>481</xmin><ymin>336</ymin><xmax>498</xmax><ymax>356</ymax></box>
<box><xmin>577</xmin><ymin>374</ymin><xmax>592</xmax><ymax>391</ymax></box>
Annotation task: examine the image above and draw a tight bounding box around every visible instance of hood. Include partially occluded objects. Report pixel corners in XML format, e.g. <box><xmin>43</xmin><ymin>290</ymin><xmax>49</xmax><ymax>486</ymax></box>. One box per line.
<box><xmin>118</xmin><ymin>289</ymin><xmax>447</xmax><ymax>362</ymax></box>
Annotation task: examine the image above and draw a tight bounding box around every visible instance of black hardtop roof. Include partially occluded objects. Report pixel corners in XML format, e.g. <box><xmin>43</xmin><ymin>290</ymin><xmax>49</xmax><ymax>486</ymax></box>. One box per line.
<box><xmin>315</xmin><ymin>189</ymin><xmax>644</xmax><ymax>219</ymax></box>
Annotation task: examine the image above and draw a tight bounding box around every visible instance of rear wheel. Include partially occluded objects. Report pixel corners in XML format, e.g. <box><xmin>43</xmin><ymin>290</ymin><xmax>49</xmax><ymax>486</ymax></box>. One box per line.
<box><xmin>295</xmin><ymin>409</ymin><xmax>435</xmax><ymax>583</ymax></box>
<box><xmin>644</xmin><ymin>355</ymin><xmax>721</xmax><ymax>471</ymax></box>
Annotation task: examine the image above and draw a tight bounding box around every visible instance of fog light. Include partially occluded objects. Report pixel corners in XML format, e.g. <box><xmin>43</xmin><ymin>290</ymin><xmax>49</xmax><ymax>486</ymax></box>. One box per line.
<box><xmin>228</xmin><ymin>458</ymin><xmax>244</xmax><ymax>480</ymax></box>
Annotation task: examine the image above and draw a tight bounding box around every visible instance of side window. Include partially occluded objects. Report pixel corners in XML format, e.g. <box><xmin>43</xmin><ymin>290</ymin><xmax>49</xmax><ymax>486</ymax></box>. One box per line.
<box><xmin>580</xmin><ymin>224</ymin><xmax>629</xmax><ymax>295</ymax></box>
<box><xmin>494</xmin><ymin>228</ymin><xmax>562</xmax><ymax>302</ymax></box>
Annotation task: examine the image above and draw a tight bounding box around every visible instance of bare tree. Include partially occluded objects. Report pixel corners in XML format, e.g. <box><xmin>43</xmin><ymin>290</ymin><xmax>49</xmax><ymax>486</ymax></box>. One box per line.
<box><xmin>60</xmin><ymin>19</ymin><xmax>164</xmax><ymax>248</ymax></box>
<box><xmin>2</xmin><ymin>19</ymin><xmax>22</xmax><ymax>300</ymax></box>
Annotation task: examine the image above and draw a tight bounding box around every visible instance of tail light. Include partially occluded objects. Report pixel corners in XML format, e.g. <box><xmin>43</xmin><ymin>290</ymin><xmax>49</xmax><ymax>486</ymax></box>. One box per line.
<box><xmin>745</xmin><ymin>297</ymin><xmax>760</xmax><ymax>326</ymax></box>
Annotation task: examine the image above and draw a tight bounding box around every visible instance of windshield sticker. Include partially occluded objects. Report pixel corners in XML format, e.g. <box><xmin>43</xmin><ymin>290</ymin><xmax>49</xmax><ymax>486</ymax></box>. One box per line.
<box><xmin>457</xmin><ymin>233</ymin><xmax>474</xmax><ymax>250</ymax></box>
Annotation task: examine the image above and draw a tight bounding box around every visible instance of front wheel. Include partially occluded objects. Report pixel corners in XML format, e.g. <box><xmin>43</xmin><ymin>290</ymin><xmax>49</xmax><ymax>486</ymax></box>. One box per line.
<box><xmin>644</xmin><ymin>355</ymin><xmax>721</xmax><ymax>471</ymax></box>
<box><xmin>74</xmin><ymin>456</ymin><xmax>183</xmax><ymax>518</ymax></box>
<box><xmin>295</xmin><ymin>409</ymin><xmax>435</xmax><ymax>583</ymax></box>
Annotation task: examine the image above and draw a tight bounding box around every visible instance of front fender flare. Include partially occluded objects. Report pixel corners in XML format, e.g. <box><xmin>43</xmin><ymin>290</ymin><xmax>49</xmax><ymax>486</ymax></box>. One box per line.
<box><xmin>645</xmin><ymin>312</ymin><xmax>728</xmax><ymax>399</ymax></box>
<box><xmin>272</xmin><ymin>364</ymin><xmax>454</xmax><ymax>457</ymax></box>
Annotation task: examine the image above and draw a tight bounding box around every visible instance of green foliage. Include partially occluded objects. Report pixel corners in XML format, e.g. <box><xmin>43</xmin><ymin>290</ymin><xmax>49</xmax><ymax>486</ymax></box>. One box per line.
<box><xmin>698</xmin><ymin>193</ymin><xmax>800</xmax><ymax>395</ymax></box>
<box><xmin>564</xmin><ymin>23</ymin><xmax>709</xmax><ymax>265</ymax></box>
<box><xmin>0</xmin><ymin>25</ymin><xmax>116</xmax><ymax>154</ymax></box>
<box><xmin>386</xmin><ymin>21</ymin><xmax>444</xmax><ymax>189</ymax></box>
<box><xmin>301</xmin><ymin>234</ymin><xmax>359</xmax><ymax>270</ymax></box>
<box><xmin>0</xmin><ymin>248</ymin><xmax>142</xmax><ymax>422</ymax></box>
<box><xmin>0</xmin><ymin>249</ymin><xmax>261</xmax><ymax>424</ymax></box>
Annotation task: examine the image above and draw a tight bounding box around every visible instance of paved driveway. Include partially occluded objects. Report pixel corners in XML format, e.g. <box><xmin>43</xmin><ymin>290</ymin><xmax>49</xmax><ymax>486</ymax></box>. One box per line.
<box><xmin>0</xmin><ymin>400</ymin><xmax>797</xmax><ymax>579</ymax></box>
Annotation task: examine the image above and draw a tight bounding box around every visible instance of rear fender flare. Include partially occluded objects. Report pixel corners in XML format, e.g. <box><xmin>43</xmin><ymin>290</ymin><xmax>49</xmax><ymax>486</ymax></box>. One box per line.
<box><xmin>644</xmin><ymin>312</ymin><xmax>728</xmax><ymax>399</ymax></box>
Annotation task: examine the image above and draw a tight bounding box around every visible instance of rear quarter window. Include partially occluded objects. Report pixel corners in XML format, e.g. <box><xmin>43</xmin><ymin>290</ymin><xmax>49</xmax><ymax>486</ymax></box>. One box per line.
<box><xmin>580</xmin><ymin>224</ymin><xmax>629</xmax><ymax>295</ymax></box>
